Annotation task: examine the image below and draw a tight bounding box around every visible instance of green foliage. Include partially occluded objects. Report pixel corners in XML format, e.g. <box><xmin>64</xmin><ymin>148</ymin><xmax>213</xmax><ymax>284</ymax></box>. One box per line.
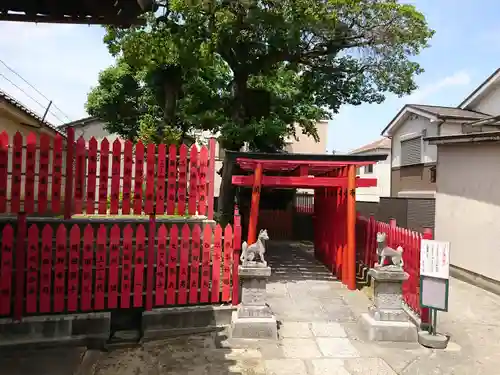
<box><xmin>87</xmin><ymin>0</ymin><xmax>434</xmax><ymax>150</ymax></box>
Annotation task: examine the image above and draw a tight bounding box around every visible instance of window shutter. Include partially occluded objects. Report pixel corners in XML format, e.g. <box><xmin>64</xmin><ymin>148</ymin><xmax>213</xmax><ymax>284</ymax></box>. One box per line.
<box><xmin>401</xmin><ymin>137</ymin><xmax>421</xmax><ymax>165</ymax></box>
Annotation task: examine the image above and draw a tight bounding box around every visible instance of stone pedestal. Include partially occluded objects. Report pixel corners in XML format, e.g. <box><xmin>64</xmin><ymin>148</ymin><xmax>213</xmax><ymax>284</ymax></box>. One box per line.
<box><xmin>359</xmin><ymin>267</ymin><xmax>417</xmax><ymax>342</ymax></box>
<box><xmin>230</xmin><ymin>265</ymin><xmax>278</xmax><ymax>340</ymax></box>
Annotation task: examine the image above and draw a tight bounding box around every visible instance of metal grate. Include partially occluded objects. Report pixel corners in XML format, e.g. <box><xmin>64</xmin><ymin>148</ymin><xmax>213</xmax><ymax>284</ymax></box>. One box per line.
<box><xmin>401</xmin><ymin>137</ymin><xmax>422</xmax><ymax>165</ymax></box>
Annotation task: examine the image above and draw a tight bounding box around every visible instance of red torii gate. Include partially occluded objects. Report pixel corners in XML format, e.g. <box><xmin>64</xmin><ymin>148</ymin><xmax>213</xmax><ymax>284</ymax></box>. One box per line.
<box><xmin>231</xmin><ymin>152</ymin><xmax>387</xmax><ymax>290</ymax></box>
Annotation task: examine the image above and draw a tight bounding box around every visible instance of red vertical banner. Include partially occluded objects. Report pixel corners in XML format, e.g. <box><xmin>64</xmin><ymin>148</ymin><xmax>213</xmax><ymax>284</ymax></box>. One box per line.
<box><xmin>211</xmin><ymin>224</ymin><xmax>222</xmax><ymax>303</ymax></box>
<box><xmin>207</xmin><ymin>138</ymin><xmax>216</xmax><ymax>220</ymax></box>
<box><xmin>0</xmin><ymin>225</ymin><xmax>14</xmax><ymax>315</ymax></box>
<box><xmin>24</xmin><ymin>133</ymin><xmax>36</xmax><ymax>214</ymax></box>
<box><xmin>108</xmin><ymin>225</ymin><xmax>120</xmax><ymax>308</ymax></box>
<box><xmin>74</xmin><ymin>137</ymin><xmax>86</xmax><ymax>214</ymax></box>
<box><xmin>156</xmin><ymin>144</ymin><xmax>166</xmax><ymax>215</ymax></box>
<box><xmin>38</xmin><ymin>134</ymin><xmax>50</xmax><ymax>214</ymax></box>
<box><xmin>188</xmin><ymin>146</ymin><xmax>198</xmax><ymax>215</ymax></box>
<box><xmin>197</xmin><ymin>146</ymin><xmax>208</xmax><ymax>216</ymax></box>
<box><xmin>14</xmin><ymin>213</ymin><xmax>26</xmax><ymax>321</ymax></box>
<box><xmin>177</xmin><ymin>224</ymin><xmax>190</xmax><ymax>305</ymax></box>
<box><xmin>133</xmin><ymin>225</ymin><xmax>146</xmax><ymax>307</ymax></box>
<box><xmin>39</xmin><ymin>225</ymin><xmax>53</xmax><ymax>313</ymax></box>
<box><xmin>222</xmin><ymin>225</ymin><xmax>233</xmax><ymax>302</ymax></box>
<box><xmin>121</xmin><ymin>225</ymin><xmax>133</xmax><ymax>308</ymax></box>
<box><xmin>51</xmin><ymin>134</ymin><xmax>63</xmax><ymax>214</ymax></box>
<box><xmin>110</xmin><ymin>139</ymin><xmax>122</xmax><ymax>215</ymax></box>
<box><xmin>0</xmin><ymin>132</ymin><xmax>8</xmax><ymax>213</ymax></box>
<box><xmin>67</xmin><ymin>225</ymin><xmax>81</xmax><ymax>312</ymax></box>
<box><xmin>166</xmin><ymin>224</ymin><xmax>178</xmax><ymax>305</ymax></box>
<box><xmin>64</xmin><ymin>127</ymin><xmax>75</xmax><ymax>219</ymax></box>
<box><xmin>94</xmin><ymin>225</ymin><xmax>107</xmax><ymax>310</ymax></box>
<box><xmin>200</xmin><ymin>225</ymin><xmax>212</xmax><ymax>303</ymax></box>
<box><xmin>26</xmin><ymin>225</ymin><xmax>39</xmax><ymax>314</ymax></box>
<box><xmin>166</xmin><ymin>145</ymin><xmax>177</xmax><ymax>215</ymax></box>
<box><xmin>146</xmin><ymin>215</ymin><xmax>156</xmax><ymax>311</ymax></box>
<box><xmin>189</xmin><ymin>224</ymin><xmax>201</xmax><ymax>304</ymax></box>
<box><xmin>81</xmin><ymin>225</ymin><xmax>94</xmax><ymax>311</ymax></box>
<box><xmin>10</xmin><ymin>132</ymin><xmax>22</xmax><ymax>213</ymax></box>
<box><xmin>145</xmin><ymin>144</ymin><xmax>156</xmax><ymax>215</ymax></box>
<box><xmin>54</xmin><ymin>225</ymin><xmax>67</xmax><ymax>313</ymax></box>
<box><xmin>98</xmin><ymin>138</ymin><xmax>109</xmax><ymax>214</ymax></box>
<box><xmin>155</xmin><ymin>225</ymin><xmax>168</xmax><ymax>306</ymax></box>
<box><xmin>177</xmin><ymin>144</ymin><xmax>188</xmax><ymax>215</ymax></box>
<box><xmin>86</xmin><ymin>137</ymin><xmax>98</xmax><ymax>214</ymax></box>
<box><xmin>133</xmin><ymin>141</ymin><xmax>144</xmax><ymax>215</ymax></box>
<box><xmin>122</xmin><ymin>140</ymin><xmax>133</xmax><ymax>215</ymax></box>
<box><xmin>232</xmin><ymin>208</ymin><xmax>242</xmax><ymax>305</ymax></box>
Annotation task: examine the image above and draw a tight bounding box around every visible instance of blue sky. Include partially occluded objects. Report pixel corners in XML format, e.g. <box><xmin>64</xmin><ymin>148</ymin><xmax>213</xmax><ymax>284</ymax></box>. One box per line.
<box><xmin>0</xmin><ymin>0</ymin><xmax>499</xmax><ymax>152</ymax></box>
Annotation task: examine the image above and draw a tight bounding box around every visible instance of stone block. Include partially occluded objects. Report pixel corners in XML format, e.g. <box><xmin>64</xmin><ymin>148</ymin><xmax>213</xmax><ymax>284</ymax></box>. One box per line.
<box><xmin>359</xmin><ymin>313</ymin><xmax>418</xmax><ymax>342</ymax></box>
<box><xmin>241</xmin><ymin>278</ymin><xmax>267</xmax><ymax>306</ymax></box>
<box><xmin>231</xmin><ymin>311</ymin><xmax>278</xmax><ymax>340</ymax></box>
<box><xmin>368</xmin><ymin>306</ymin><xmax>408</xmax><ymax>322</ymax></box>
<box><xmin>238</xmin><ymin>305</ymin><xmax>273</xmax><ymax>319</ymax></box>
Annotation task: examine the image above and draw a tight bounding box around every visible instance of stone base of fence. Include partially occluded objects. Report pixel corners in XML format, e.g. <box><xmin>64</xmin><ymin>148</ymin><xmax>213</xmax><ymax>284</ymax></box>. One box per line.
<box><xmin>0</xmin><ymin>312</ymin><xmax>110</xmax><ymax>348</ymax></box>
<box><xmin>141</xmin><ymin>305</ymin><xmax>235</xmax><ymax>340</ymax></box>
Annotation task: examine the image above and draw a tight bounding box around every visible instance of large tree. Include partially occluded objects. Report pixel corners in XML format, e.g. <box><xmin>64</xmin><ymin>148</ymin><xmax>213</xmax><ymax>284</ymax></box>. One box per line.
<box><xmin>87</xmin><ymin>0</ymin><xmax>434</xmax><ymax>150</ymax></box>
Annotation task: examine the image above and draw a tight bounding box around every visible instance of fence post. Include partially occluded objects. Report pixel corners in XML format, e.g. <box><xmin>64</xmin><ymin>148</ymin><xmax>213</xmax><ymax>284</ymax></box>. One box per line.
<box><xmin>232</xmin><ymin>205</ymin><xmax>241</xmax><ymax>305</ymax></box>
<box><xmin>420</xmin><ymin>227</ymin><xmax>433</xmax><ymax>327</ymax></box>
<box><xmin>389</xmin><ymin>218</ymin><xmax>396</xmax><ymax>248</ymax></box>
<box><xmin>207</xmin><ymin>138</ymin><xmax>216</xmax><ymax>220</ymax></box>
<box><xmin>64</xmin><ymin>127</ymin><xmax>75</xmax><ymax>219</ymax></box>
<box><xmin>146</xmin><ymin>214</ymin><xmax>156</xmax><ymax>311</ymax></box>
<box><xmin>14</xmin><ymin>212</ymin><xmax>27</xmax><ymax>321</ymax></box>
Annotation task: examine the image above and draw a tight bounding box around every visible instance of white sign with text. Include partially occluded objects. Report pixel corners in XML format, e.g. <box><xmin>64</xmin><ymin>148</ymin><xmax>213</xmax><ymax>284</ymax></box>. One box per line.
<box><xmin>420</xmin><ymin>239</ymin><xmax>451</xmax><ymax>279</ymax></box>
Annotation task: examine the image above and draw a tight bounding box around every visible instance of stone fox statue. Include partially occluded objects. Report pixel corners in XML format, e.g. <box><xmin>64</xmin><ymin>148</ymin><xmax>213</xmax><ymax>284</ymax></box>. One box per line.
<box><xmin>240</xmin><ymin>229</ymin><xmax>269</xmax><ymax>266</ymax></box>
<box><xmin>376</xmin><ymin>232</ymin><xmax>404</xmax><ymax>268</ymax></box>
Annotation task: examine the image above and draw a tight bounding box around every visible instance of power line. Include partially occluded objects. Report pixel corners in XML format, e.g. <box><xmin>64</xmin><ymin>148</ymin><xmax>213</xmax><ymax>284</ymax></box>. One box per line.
<box><xmin>0</xmin><ymin>58</ymin><xmax>73</xmax><ymax>122</ymax></box>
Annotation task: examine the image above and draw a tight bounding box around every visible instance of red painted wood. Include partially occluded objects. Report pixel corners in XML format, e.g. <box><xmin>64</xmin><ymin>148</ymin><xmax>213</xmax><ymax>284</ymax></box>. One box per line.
<box><xmin>145</xmin><ymin>144</ymin><xmax>156</xmax><ymax>215</ymax></box>
<box><xmin>198</xmin><ymin>146</ymin><xmax>208</xmax><ymax>216</ymax></box>
<box><xmin>189</xmin><ymin>224</ymin><xmax>201</xmax><ymax>304</ymax></box>
<box><xmin>133</xmin><ymin>141</ymin><xmax>145</xmax><ymax>214</ymax></box>
<box><xmin>211</xmin><ymin>224</ymin><xmax>222</xmax><ymax>303</ymax></box>
<box><xmin>81</xmin><ymin>225</ymin><xmax>94</xmax><ymax>311</ymax></box>
<box><xmin>0</xmin><ymin>225</ymin><xmax>14</xmax><ymax>315</ymax></box>
<box><xmin>166</xmin><ymin>224</ymin><xmax>179</xmax><ymax>305</ymax></box>
<box><xmin>14</xmin><ymin>213</ymin><xmax>26</xmax><ymax>320</ymax></box>
<box><xmin>122</xmin><ymin>140</ymin><xmax>133</xmax><ymax>215</ymax></box>
<box><xmin>38</xmin><ymin>134</ymin><xmax>50</xmax><ymax>214</ymax></box>
<box><xmin>54</xmin><ymin>225</ymin><xmax>67</xmax><ymax>313</ymax></box>
<box><xmin>232</xmin><ymin>175</ymin><xmax>378</xmax><ymax>188</ymax></box>
<box><xmin>177</xmin><ymin>144</ymin><xmax>188</xmax><ymax>215</ymax></box>
<box><xmin>74</xmin><ymin>137</ymin><xmax>86</xmax><ymax>214</ymax></box>
<box><xmin>94</xmin><ymin>225</ymin><xmax>107</xmax><ymax>310</ymax></box>
<box><xmin>121</xmin><ymin>225</ymin><xmax>133</xmax><ymax>308</ymax></box>
<box><xmin>232</xmin><ymin>209</ymin><xmax>242</xmax><ymax>305</ymax></box>
<box><xmin>86</xmin><ymin>137</ymin><xmax>98</xmax><ymax>214</ymax></box>
<box><xmin>200</xmin><ymin>225</ymin><xmax>212</xmax><ymax>303</ymax></box>
<box><xmin>134</xmin><ymin>225</ymin><xmax>146</xmax><ymax>307</ymax></box>
<box><xmin>24</xmin><ymin>133</ymin><xmax>36</xmax><ymax>213</ymax></box>
<box><xmin>108</xmin><ymin>225</ymin><xmax>121</xmax><ymax>309</ymax></box>
<box><xmin>236</xmin><ymin>157</ymin><xmax>376</xmax><ymax>169</ymax></box>
<box><xmin>177</xmin><ymin>224</ymin><xmax>190</xmax><ymax>305</ymax></box>
<box><xmin>222</xmin><ymin>225</ymin><xmax>233</xmax><ymax>302</ymax></box>
<box><xmin>39</xmin><ymin>225</ymin><xmax>53</xmax><ymax>313</ymax></box>
<box><xmin>166</xmin><ymin>145</ymin><xmax>177</xmax><ymax>215</ymax></box>
<box><xmin>110</xmin><ymin>139</ymin><xmax>122</xmax><ymax>215</ymax></box>
<box><xmin>64</xmin><ymin>127</ymin><xmax>75</xmax><ymax>219</ymax></box>
<box><xmin>67</xmin><ymin>225</ymin><xmax>81</xmax><ymax>312</ymax></box>
<box><xmin>0</xmin><ymin>132</ymin><xmax>8</xmax><ymax>213</ymax></box>
<box><xmin>26</xmin><ymin>225</ymin><xmax>39</xmax><ymax>314</ymax></box>
<box><xmin>188</xmin><ymin>146</ymin><xmax>198</xmax><ymax>215</ymax></box>
<box><xmin>51</xmin><ymin>134</ymin><xmax>63</xmax><ymax>213</ymax></box>
<box><xmin>155</xmin><ymin>225</ymin><xmax>168</xmax><ymax>306</ymax></box>
<box><xmin>207</xmin><ymin>138</ymin><xmax>216</xmax><ymax>220</ymax></box>
<box><xmin>98</xmin><ymin>138</ymin><xmax>110</xmax><ymax>214</ymax></box>
<box><xmin>10</xmin><ymin>133</ymin><xmax>22</xmax><ymax>213</ymax></box>
<box><xmin>156</xmin><ymin>144</ymin><xmax>167</xmax><ymax>215</ymax></box>
<box><xmin>146</xmin><ymin>215</ymin><xmax>156</xmax><ymax>311</ymax></box>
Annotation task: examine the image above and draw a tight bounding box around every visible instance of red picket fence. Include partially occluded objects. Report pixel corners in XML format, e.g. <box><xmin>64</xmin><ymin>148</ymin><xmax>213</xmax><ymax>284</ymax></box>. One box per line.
<box><xmin>0</xmin><ymin>129</ymin><xmax>216</xmax><ymax>218</ymax></box>
<box><xmin>0</xmin><ymin>218</ymin><xmax>241</xmax><ymax>320</ymax></box>
<box><xmin>356</xmin><ymin>214</ymin><xmax>431</xmax><ymax>323</ymax></box>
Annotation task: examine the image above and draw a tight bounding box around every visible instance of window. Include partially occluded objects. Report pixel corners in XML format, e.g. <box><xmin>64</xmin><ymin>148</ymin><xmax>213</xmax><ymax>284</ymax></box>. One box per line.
<box><xmin>401</xmin><ymin>137</ymin><xmax>422</xmax><ymax>166</ymax></box>
<box><xmin>364</xmin><ymin>164</ymin><xmax>374</xmax><ymax>174</ymax></box>
<box><xmin>430</xmin><ymin>166</ymin><xmax>437</xmax><ymax>183</ymax></box>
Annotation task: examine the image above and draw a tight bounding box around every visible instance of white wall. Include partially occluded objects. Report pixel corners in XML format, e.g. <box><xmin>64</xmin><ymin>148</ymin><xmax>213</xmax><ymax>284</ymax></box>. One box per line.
<box><xmin>354</xmin><ymin>148</ymin><xmax>390</xmax><ymax>202</ymax></box>
<box><xmin>70</xmin><ymin>120</ymin><xmax>122</xmax><ymax>143</ymax></box>
<box><xmin>465</xmin><ymin>84</ymin><xmax>500</xmax><ymax>115</ymax></box>
<box><xmin>435</xmin><ymin>142</ymin><xmax>500</xmax><ymax>282</ymax></box>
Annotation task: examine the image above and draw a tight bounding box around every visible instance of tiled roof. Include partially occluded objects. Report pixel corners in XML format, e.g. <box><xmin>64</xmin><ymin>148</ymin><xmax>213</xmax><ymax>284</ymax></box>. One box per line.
<box><xmin>409</xmin><ymin>104</ymin><xmax>488</xmax><ymax>120</ymax></box>
<box><xmin>349</xmin><ymin>137</ymin><xmax>391</xmax><ymax>154</ymax></box>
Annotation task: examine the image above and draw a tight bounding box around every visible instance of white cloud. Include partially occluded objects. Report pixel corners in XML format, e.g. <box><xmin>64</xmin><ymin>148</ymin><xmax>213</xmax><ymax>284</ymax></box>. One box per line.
<box><xmin>405</xmin><ymin>70</ymin><xmax>471</xmax><ymax>104</ymax></box>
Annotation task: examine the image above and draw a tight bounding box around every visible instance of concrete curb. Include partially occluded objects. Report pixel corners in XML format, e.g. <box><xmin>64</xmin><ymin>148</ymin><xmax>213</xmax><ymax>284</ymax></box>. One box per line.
<box><xmin>73</xmin><ymin>349</ymin><xmax>102</xmax><ymax>375</ymax></box>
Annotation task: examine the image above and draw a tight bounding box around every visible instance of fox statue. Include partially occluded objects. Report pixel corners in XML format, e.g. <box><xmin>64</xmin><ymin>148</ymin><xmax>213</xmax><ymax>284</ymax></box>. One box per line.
<box><xmin>240</xmin><ymin>229</ymin><xmax>269</xmax><ymax>267</ymax></box>
<box><xmin>376</xmin><ymin>232</ymin><xmax>404</xmax><ymax>269</ymax></box>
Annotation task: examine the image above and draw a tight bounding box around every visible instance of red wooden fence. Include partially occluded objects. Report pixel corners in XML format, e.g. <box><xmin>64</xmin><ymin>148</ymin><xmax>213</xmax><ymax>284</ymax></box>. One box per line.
<box><xmin>0</xmin><ymin>129</ymin><xmax>216</xmax><ymax>218</ymax></box>
<box><xmin>0</xmin><ymin>220</ymin><xmax>241</xmax><ymax>320</ymax></box>
<box><xmin>356</xmin><ymin>214</ymin><xmax>430</xmax><ymax>323</ymax></box>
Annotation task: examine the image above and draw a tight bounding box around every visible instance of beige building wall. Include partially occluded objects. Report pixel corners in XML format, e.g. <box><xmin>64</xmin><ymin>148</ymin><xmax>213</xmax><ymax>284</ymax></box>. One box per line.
<box><xmin>435</xmin><ymin>142</ymin><xmax>500</xmax><ymax>282</ymax></box>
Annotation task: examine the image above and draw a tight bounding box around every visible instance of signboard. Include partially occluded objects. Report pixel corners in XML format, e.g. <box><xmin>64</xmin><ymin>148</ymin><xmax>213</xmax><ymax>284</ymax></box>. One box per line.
<box><xmin>420</xmin><ymin>276</ymin><xmax>449</xmax><ymax>311</ymax></box>
<box><xmin>420</xmin><ymin>239</ymin><xmax>450</xmax><ymax>279</ymax></box>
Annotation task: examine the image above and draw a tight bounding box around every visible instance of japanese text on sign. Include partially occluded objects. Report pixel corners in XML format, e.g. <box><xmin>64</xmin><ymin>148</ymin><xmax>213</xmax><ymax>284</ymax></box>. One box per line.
<box><xmin>420</xmin><ymin>239</ymin><xmax>450</xmax><ymax>279</ymax></box>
